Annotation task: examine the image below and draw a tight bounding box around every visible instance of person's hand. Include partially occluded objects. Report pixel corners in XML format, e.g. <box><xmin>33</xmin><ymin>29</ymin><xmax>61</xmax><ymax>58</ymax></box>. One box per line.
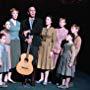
<box><xmin>49</xmin><ymin>51</ymin><xmax>54</xmax><ymax>58</ymax></box>
<box><xmin>53</xmin><ymin>48</ymin><xmax>60</xmax><ymax>54</ymax></box>
<box><xmin>23</xmin><ymin>30</ymin><xmax>30</xmax><ymax>37</ymax></box>
<box><xmin>25</xmin><ymin>38</ymin><xmax>32</xmax><ymax>45</ymax></box>
<box><xmin>68</xmin><ymin>62</ymin><xmax>73</xmax><ymax>67</ymax></box>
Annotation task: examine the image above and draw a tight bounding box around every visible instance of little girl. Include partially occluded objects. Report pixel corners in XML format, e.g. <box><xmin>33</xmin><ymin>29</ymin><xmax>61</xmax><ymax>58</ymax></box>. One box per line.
<box><xmin>57</xmin><ymin>34</ymin><xmax>76</xmax><ymax>89</ymax></box>
<box><xmin>0</xmin><ymin>33</ymin><xmax>9</xmax><ymax>87</ymax></box>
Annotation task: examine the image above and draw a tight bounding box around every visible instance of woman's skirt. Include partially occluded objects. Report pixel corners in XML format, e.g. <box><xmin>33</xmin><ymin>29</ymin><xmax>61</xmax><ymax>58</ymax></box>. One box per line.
<box><xmin>10</xmin><ymin>39</ymin><xmax>21</xmax><ymax>68</ymax></box>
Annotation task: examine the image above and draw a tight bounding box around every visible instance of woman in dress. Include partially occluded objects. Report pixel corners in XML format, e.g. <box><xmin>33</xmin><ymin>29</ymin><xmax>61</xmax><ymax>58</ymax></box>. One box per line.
<box><xmin>52</xmin><ymin>18</ymin><xmax>68</xmax><ymax>66</ymax></box>
<box><xmin>8</xmin><ymin>8</ymin><xmax>21</xmax><ymax>82</ymax></box>
<box><xmin>50</xmin><ymin>18</ymin><xmax>68</xmax><ymax>84</ymax></box>
<box><xmin>37</xmin><ymin>16</ymin><xmax>56</xmax><ymax>85</ymax></box>
<box><xmin>8</xmin><ymin>8</ymin><xmax>21</xmax><ymax>69</ymax></box>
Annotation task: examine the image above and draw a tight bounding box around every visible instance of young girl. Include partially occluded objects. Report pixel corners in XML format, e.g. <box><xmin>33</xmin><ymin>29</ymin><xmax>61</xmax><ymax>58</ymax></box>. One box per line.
<box><xmin>51</xmin><ymin>18</ymin><xmax>68</xmax><ymax>84</ymax></box>
<box><xmin>70</xmin><ymin>24</ymin><xmax>82</xmax><ymax>85</ymax></box>
<box><xmin>0</xmin><ymin>21</ymin><xmax>15</xmax><ymax>83</ymax></box>
<box><xmin>71</xmin><ymin>24</ymin><xmax>82</xmax><ymax>57</ymax></box>
<box><xmin>57</xmin><ymin>34</ymin><xmax>76</xmax><ymax>89</ymax></box>
<box><xmin>52</xmin><ymin>18</ymin><xmax>68</xmax><ymax>68</ymax></box>
<box><xmin>0</xmin><ymin>33</ymin><xmax>9</xmax><ymax>87</ymax></box>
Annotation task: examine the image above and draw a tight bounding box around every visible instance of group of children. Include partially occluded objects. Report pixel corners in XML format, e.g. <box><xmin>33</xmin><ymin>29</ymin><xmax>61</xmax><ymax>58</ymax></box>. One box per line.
<box><xmin>0</xmin><ymin>21</ymin><xmax>16</xmax><ymax>87</ymax></box>
<box><xmin>36</xmin><ymin>17</ymin><xmax>82</xmax><ymax>89</ymax></box>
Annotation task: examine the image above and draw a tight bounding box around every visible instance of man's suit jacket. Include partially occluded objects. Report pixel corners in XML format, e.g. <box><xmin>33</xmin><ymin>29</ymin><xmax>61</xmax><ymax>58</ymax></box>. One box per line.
<box><xmin>19</xmin><ymin>17</ymin><xmax>43</xmax><ymax>53</ymax></box>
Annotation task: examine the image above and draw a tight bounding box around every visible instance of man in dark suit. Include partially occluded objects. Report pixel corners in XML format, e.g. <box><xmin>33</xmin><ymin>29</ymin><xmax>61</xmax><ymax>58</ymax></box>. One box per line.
<box><xmin>19</xmin><ymin>6</ymin><xmax>43</xmax><ymax>86</ymax></box>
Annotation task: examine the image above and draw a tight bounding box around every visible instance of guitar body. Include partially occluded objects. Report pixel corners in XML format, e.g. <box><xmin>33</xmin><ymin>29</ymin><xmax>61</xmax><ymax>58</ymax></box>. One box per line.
<box><xmin>16</xmin><ymin>53</ymin><xmax>33</xmax><ymax>75</ymax></box>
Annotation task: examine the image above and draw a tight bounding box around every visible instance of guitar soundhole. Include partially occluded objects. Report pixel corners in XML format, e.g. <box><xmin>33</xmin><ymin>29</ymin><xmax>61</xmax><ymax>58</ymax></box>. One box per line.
<box><xmin>25</xmin><ymin>58</ymin><xmax>28</xmax><ymax>62</ymax></box>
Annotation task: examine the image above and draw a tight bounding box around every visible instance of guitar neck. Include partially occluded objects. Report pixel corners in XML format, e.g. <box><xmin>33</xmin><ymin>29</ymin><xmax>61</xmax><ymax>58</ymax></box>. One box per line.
<box><xmin>26</xmin><ymin>44</ymin><xmax>30</xmax><ymax>58</ymax></box>
<box><xmin>26</xmin><ymin>35</ymin><xmax>33</xmax><ymax>58</ymax></box>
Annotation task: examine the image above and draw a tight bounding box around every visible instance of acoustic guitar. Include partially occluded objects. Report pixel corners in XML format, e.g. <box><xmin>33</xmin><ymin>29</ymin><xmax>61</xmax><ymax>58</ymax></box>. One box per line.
<box><xmin>16</xmin><ymin>37</ymin><xmax>33</xmax><ymax>75</ymax></box>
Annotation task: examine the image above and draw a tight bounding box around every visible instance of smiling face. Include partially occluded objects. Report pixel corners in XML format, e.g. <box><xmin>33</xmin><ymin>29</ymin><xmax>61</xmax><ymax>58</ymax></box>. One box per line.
<box><xmin>45</xmin><ymin>16</ymin><xmax>52</xmax><ymax>26</ymax></box>
<box><xmin>59</xmin><ymin>18</ymin><xmax>66</xmax><ymax>28</ymax></box>
<box><xmin>0</xmin><ymin>35</ymin><xmax>6</xmax><ymax>44</ymax></box>
<box><xmin>11</xmin><ymin>10</ymin><xmax>19</xmax><ymax>20</ymax></box>
<box><xmin>28</xmin><ymin>7</ymin><xmax>36</xmax><ymax>18</ymax></box>
<box><xmin>71</xmin><ymin>25</ymin><xmax>79</xmax><ymax>34</ymax></box>
<box><xmin>5</xmin><ymin>21</ymin><xmax>11</xmax><ymax>30</ymax></box>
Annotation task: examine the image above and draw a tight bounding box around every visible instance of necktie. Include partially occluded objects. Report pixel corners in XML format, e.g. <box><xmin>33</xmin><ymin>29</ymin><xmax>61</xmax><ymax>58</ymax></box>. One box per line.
<box><xmin>30</xmin><ymin>19</ymin><xmax>33</xmax><ymax>30</ymax></box>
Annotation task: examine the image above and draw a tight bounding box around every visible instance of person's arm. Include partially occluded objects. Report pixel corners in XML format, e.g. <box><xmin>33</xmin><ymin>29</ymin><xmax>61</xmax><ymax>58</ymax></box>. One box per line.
<box><xmin>60</xmin><ymin>48</ymin><xmax>63</xmax><ymax>55</ymax></box>
<box><xmin>50</xmin><ymin>28</ymin><xmax>56</xmax><ymax>56</ymax></box>
<box><xmin>75</xmin><ymin>36</ymin><xmax>82</xmax><ymax>53</ymax></box>
<box><xmin>19</xmin><ymin>22</ymin><xmax>27</xmax><ymax>41</ymax></box>
<box><xmin>52</xmin><ymin>28</ymin><xmax>56</xmax><ymax>51</ymax></box>
<box><xmin>0</xmin><ymin>49</ymin><xmax>2</xmax><ymax>67</ymax></box>
<box><xmin>69</xmin><ymin>45</ymin><xmax>76</xmax><ymax>67</ymax></box>
<box><xmin>25</xmin><ymin>35</ymin><xmax>33</xmax><ymax>45</ymax></box>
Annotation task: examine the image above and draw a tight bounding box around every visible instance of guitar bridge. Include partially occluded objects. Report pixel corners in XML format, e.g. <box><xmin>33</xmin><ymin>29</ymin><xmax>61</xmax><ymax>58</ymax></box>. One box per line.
<box><xmin>21</xmin><ymin>66</ymin><xmax>28</xmax><ymax>69</ymax></box>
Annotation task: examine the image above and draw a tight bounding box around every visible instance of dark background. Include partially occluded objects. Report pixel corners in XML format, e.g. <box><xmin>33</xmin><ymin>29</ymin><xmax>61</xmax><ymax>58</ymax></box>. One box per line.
<box><xmin>0</xmin><ymin>0</ymin><xmax>89</xmax><ymax>75</ymax></box>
